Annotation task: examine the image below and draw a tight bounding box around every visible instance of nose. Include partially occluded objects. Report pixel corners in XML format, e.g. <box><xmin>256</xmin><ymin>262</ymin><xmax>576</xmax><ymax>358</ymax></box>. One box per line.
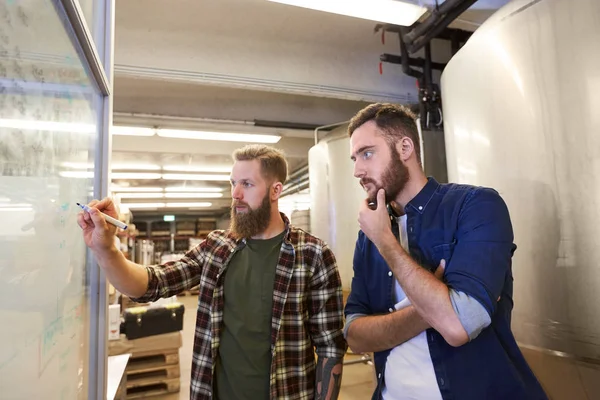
<box><xmin>353</xmin><ymin>161</ymin><xmax>365</xmax><ymax>179</ymax></box>
<box><xmin>232</xmin><ymin>184</ymin><xmax>243</xmax><ymax>200</ymax></box>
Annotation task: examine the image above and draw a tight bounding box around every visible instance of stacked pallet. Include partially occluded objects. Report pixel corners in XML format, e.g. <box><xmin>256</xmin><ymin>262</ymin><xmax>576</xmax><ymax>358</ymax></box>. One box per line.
<box><xmin>109</xmin><ymin>331</ymin><xmax>182</xmax><ymax>399</ymax></box>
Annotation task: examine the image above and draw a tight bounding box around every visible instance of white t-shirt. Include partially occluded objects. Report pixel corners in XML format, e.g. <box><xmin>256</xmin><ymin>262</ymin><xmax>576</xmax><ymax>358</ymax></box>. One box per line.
<box><xmin>381</xmin><ymin>215</ymin><xmax>443</xmax><ymax>400</ymax></box>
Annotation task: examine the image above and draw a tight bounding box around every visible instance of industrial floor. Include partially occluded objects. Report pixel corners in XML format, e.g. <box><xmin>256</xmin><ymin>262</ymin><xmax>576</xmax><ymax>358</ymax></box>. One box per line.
<box><xmin>151</xmin><ymin>294</ymin><xmax>600</xmax><ymax>400</ymax></box>
<box><xmin>155</xmin><ymin>294</ymin><xmax>376</xmax><ymax>400</ymax></box>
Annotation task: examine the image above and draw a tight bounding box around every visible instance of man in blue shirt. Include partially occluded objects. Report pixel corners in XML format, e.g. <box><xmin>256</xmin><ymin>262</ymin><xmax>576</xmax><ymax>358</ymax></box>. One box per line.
<box><xmin>344</xmin><ymin>103</ymin><xmax>547</xmax><ymax>400</ymax></box>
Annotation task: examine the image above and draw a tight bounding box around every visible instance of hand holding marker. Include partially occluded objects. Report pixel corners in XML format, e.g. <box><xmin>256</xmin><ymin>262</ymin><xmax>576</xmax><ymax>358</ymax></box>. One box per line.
<box><xmin>76</xmin><ymin>202</ymin><xmax>128</xmax><ymax>230</ymax></box>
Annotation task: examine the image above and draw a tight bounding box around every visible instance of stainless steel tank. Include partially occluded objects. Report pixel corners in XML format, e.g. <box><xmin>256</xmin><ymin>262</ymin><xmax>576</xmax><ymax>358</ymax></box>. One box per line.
<box><xmin>441</xmin><ymin>0</ymin><xmax>600</xmax><ymax>397</ymax></box>
<box><xmin>309</xmin><ymin>125</ymin><xmax>365</xmax><ymax>290</ymax></box>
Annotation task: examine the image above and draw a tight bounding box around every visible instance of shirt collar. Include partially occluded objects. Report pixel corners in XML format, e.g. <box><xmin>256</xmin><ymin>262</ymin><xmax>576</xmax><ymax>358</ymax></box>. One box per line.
<box><xmin>405</xmin><ymin>177</ymin><xmax>440</xmax><ymax>214</ymax></box>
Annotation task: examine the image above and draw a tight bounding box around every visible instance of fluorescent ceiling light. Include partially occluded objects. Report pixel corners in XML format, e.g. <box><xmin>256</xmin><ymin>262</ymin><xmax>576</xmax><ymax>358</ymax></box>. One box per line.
<box><xmin>0</xmin><ymin>203</ymin><xmax>32</xmax><ymax>208</ymax></box>
<box><xmin>163</xmin><ymin>165</ymin><xmax>233</xmax><ymax>173</ymax></box>
<box><xmin>165</xmin><ymin>202</ymin><xmax>212</xmax><ymax>208</ymax></box>
<box><xmin>60</xmin><ymin>171</ymin><xmax>94</xmax><ymax>178</ymax></box>
<box><xmin>112</xmin><ymin>163</ymin><xmax>161</xmax><ymax>171</ymax></box>
<box><xmin>61</xmin><ymin>162</ymin><xmax>94</xmax><ymax>169</ymax></box>
<box><xmin>121</xmin><ymin>203</ymin><xmax>164</xmax><ymax>209</ymax></box>
<box><xmin>162</xmin><ymin>173</ymin><xmax>231</xmax><ymax>181</ymax></box>
<box><xmin>157</xmin><ymin>129</ymin><xmax>281</xmax><ymax>143</ymax></box>
<box><xmin>164</xmin><ymin>193</ymin><xmax>223</xmax><ymax>199</ymax></box>
<box><xmin>110</xmin><ymin>186</ymin><xmax>164</xmax><ymax>192</ymax></box>
<box><xmin>112</xmin><ymin>126</ymin><xmax>155</xmax><ymax>136</ymax></box>
<box><xmin>112</xmin><ymin>173</ymin><xmax>162</xmax><ymax>180</ymax></box>
<box><xmin>117</xmin><ymin>192</ymin><xmax>223</xmax><ymax>199</ymax></box>
<box><xmin>0</xmin><ymin>207</ymin><xmax>33</xmax><ymax>212</ymax></box>
<box><xmin>0</xmin><ymin>118</ymin><xmax>96</xmax><ymax>133</ymax></box>
<box><xmin>268</xmin><ymin>0</ymin><xmax>427</xmax><ymax>26</ymax></box>
<box><xmin>165</xmin><ymin>186</ymin><xmax>224</xmax><ymax>192</ymax></box>
<box><xmin>123</xmin><ymin>202</ymin><xmax>213</xmax><ymax>209</ymax></box>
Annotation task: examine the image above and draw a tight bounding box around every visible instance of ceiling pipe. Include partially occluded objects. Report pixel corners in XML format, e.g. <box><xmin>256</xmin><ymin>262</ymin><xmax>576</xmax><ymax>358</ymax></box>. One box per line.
<box><xmin>407</xmin><ymin>0</ymin><xmax>478</xmax><ymax>54</ymax></box>
<box><xmin>314</xmin><ymin>121</ymin><xmax>349</xmax><ymax>146</ymax></box>
<box><xmin>402</xmin><ymin>0</ymin><xmax>467</xmax><ymax>44</ymax></box>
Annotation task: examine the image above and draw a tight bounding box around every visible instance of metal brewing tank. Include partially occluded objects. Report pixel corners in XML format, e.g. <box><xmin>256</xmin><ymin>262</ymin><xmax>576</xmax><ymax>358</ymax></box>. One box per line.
<box><xmin>309</xmin><ymin>124</ymin><xmax>365</xmax><ymax>291</ymax></box>
<box><xmin>441</xmin><ymin>0</ymin><xmax>600</xmax><ymax>397</ymax></box>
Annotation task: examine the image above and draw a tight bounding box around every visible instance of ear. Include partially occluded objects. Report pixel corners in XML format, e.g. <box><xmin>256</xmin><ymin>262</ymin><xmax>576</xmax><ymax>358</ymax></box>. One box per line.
<box><xmin>271</xmin><ymin>181</ymin><xmax>284</xmax><ymax>201</ymax></box>
<box><xmin>395</xmin><ymin>137</ymin><xmax>414</xmax><ymax>162</ymax></box>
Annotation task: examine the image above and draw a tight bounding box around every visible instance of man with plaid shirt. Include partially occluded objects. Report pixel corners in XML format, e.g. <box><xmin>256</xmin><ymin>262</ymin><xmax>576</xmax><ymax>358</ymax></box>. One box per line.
<box><xmin>78</xmin><ymin>145</ymin><xmax>346</xmax><ymax>400</ymax></box>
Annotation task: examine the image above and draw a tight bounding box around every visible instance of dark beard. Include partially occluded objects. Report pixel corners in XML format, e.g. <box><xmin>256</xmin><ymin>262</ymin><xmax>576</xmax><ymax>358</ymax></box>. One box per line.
<box><xmin>229</xmin><ymin>193</ymin><xmax>272</xmax><ymax>239</ymax></box>
<box><xmin>362</xmin><ymin>144</ymin><xmax>409</xmax><ymax>206</ymax></box>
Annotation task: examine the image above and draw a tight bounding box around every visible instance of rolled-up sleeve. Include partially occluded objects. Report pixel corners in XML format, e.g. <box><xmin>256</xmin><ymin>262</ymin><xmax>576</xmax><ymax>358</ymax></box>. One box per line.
<box><xmin>343</xmin><ymin>233</ymin><xmax>371</xmax><ymax>338</ymax></box>
<box><xmin>308</xmin><ymin>243</ymin><xmax>347</xmax><ymax>359</ymax></box>
<box><xmin>445</xmin><ymin>187</ymin><xmax>516</xmax><ymax>318</ymax></box>
<box><xmin>130</xmin><ymin>243</ymin><xmax>204</xmax><ymax>303</ymax></box>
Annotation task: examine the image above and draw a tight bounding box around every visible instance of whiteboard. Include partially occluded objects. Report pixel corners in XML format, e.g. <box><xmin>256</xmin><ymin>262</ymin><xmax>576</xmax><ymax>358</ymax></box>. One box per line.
<box><xmin>0</xmin><ymin>1</ymin><xmax>102</xmax><ymax>398</ymax></box>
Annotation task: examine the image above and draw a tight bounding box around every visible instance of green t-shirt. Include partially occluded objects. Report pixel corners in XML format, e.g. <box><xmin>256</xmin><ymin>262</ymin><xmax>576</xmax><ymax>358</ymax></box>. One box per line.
<box><xmin>214</xmin><ymin>230</ymin><xmax>285</xmax><ymax>400</ymax></box>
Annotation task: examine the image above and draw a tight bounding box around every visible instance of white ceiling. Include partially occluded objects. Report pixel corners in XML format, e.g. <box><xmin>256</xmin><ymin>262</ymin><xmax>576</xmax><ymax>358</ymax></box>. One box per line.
<box><xmin>111</xmin><ymin>0</ymin><xmax>510</xmax><ymax>217</ymax></box>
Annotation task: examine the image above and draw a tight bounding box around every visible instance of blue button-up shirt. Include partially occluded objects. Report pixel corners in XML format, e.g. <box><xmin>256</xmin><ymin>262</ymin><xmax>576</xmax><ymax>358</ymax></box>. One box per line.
<box><xmin>345</xmin><ymin>177</ymin><xmax>548</xmax><ymax>400</ymax></box>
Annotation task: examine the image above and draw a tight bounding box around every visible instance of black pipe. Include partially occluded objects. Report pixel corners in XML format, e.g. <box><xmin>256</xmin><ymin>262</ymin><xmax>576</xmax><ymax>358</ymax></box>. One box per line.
<box><xmin>403</xmin><ymin>0</ymin><xmax>466</xmax><ymax>44</ymax></box>
<box><xmin>254</xmin><ymin>120</ymin><xmax>329</xmax><ymax>131</ymax></box>
<box><xmin>408</xmin><ymin>0</ymin><xmax>478</xmax><ymax>54</ymax></box>
<box><xmin>399</xmin><ymin>29</ymin><xmax>423</xmax><ymax>80</ymax></box>
<box><xmin>424</xmin><ymin>43</ymin><xmax>433</xmax><ymax>92</ymax></box>
<box><xmin>380</xmin><ymin>53</ymin><xmax>446</xmax><ymax>71</ymax></box>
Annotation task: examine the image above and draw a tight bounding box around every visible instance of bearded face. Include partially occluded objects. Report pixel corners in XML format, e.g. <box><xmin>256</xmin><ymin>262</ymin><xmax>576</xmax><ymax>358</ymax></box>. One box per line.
<box><xmin>360</xmin><ymin>144</ymin><xmax>409</xmax><ymax>206</ymax></box>
<box><xmin>229</xmin><ymin>191</ymin><xmax>272</xmax><ymax>239</ymax></box>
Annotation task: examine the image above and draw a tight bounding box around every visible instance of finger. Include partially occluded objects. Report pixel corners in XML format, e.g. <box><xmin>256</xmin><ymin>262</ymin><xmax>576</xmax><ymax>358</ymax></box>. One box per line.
<box><xmin>87</xmin><ymin>207</ymin><xmax>109</xmax><ymax>230</ymax></box>
<box><xmin>88</xmin><ymin>199</ymin><xmax>100</xmax><ymax>208</ymax></box>
<box><xmin>376</xmin><ymin>189</ymin><xmax>386</xmax><ymax>210</ymax></box>
<box><xmin>434</xmin><ymin>259</ymin><xmax>446</xmax><ymax>279</ymax></box>
<box><xmin>77</xmin><ymin>213</ymin><xmax>87</xmax><ymax>229</ymax></box>
<box><xmin>92</xmin><ymin>197</ymin><xmax>118</xmax><ymax>218</ymax></box>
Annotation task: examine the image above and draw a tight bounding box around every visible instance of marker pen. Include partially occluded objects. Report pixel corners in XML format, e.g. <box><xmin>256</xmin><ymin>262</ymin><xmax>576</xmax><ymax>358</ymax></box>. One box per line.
<box><xmin>76</xmin><ymin>202</ymin><xmax>128</xmax><ymax>230</ymax></box>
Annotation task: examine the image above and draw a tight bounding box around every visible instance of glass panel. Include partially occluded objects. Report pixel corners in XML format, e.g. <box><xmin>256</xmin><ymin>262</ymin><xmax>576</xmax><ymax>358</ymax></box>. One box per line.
<box><xmin>0</xmin><ymin>1</ymin><xmax>103</xmax><ymax>398</ymax></box>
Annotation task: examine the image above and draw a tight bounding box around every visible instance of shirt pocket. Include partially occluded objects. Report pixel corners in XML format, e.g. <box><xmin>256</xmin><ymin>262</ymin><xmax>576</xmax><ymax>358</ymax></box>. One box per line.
<box><xmin>430</xmin><ymin>240</ymin><xmax>457</xmax><ymax>274</ymax></box>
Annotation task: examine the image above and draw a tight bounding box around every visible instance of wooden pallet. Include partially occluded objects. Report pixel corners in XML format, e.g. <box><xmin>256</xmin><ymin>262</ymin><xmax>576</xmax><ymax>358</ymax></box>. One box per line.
<box><xmin>125</xmin><ymin>349</ymin><xmax>181</xmax><ymax>398</ymax></box>
<box><xmin>126</xmin><ymin>378</ymin><xmax>180</xmax><ymax>399</ymax></box>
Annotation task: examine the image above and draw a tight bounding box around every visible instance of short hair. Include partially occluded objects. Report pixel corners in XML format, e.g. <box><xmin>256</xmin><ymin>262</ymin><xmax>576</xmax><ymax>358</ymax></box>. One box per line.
<box><xmin>232</xmin><ymin>144</ymin><xmax>288</xmax><ymax>184</ymax></box>
<box><xmin>348</xmin><ymin>103</ymin><xmax>421</xmax><ymax>164</ymax></box>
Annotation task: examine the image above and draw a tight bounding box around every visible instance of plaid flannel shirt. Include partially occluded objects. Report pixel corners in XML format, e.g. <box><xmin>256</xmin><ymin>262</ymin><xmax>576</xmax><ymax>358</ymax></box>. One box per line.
<box><xmin>132</xmin><ymin>214</ymin><xmax>347</xmax><ymax>399</ymax></box>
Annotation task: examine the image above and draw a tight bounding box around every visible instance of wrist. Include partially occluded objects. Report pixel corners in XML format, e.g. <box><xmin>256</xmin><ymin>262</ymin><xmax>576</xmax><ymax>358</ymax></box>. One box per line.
<box><xmin>94</xmin><ymin>245</ymin><xmax>123</xmax><ymax>268</ymax></box>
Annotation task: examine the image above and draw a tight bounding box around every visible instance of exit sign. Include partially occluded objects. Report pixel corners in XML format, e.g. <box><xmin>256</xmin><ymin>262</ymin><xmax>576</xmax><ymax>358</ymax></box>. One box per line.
<box><xmin>163</xmin><ymin>215</ymin><xmax>175</xmax><ymax>222</ymax></box>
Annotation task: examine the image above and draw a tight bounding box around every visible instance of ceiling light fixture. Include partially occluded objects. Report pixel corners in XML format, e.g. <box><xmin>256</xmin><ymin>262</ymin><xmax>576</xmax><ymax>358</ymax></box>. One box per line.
<box><xmin>165</xmin><ymin>186</ymin><xmax>224</xmax><ymax>192</ymax></box>
<box><xmin>161</xmin><ymin>173</ymin><xmax>231</xmax><ymax>181</ymax></box>
<box><xmin>122</xmin><ymin>202</ymin><xmax>213</xmax><ymax>209</ymax></box>
<box><xmin>116</xmin><ymin>192</ymin><xmax>223</xmax><ymax>199</ymax></box>
<box><xmin>111</xmin><ymin>173</ymin><xmax>162</xmax><ymax>180</ymax></box>
<box><xmin>268</xmin><ymin>0</ymin><xmax>427</xmax><ymax>26</ymax></box>
<box><xmin>157</xmin><ymin>129</ymin><xmax>281</xmax><ymax>143</ymax></box>
<box><xmin>110</xmin><ymin>186</ymin><xmax>164</xmax><ymax>192</ymax></box>
<box><xmin>112</xmin><ymin>163</ymin><xmax>161</xmax><ymax>171</ymax></box>
<box><xmin>162</xmin><ymin>165</ymin><xmax>233</xmax><ymax>173</ymax></box>
<box><xmin>112</xmin><ymin>126</ymin><xmax>155</xmax><ymax>136</ymax></box>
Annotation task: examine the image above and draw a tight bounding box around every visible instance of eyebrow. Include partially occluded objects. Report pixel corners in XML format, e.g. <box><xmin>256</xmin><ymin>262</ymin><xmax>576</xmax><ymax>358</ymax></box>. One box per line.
<box><xmin>350</xmin><ymin>145</ymin><xmax>375</xmax><ymax>161</ymax></box>
<box><xmin>230</xmin><ymin>178</ymin><xmax>253</xmax><ymax>184</ymax></box>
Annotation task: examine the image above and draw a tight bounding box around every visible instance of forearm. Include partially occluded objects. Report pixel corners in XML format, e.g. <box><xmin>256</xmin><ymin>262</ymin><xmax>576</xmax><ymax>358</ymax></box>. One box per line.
<box><xmin>346</xmin><ymin>306</ymin><xmax>430</xmax><ymax>353</ymax></box>
<box><xmin>315</xmin><ymin>356</ymin><xmax>343</xmax><ymax>400</ymax></box>
<box><xmin>378</xmin><ymin>238</ymin><xmax>468</xmax><ymax>346</ymax></box>
<box><xmin>94</xmin><ymin>246</ymin><xmax>149</xmax><ymax>298</ymax></box>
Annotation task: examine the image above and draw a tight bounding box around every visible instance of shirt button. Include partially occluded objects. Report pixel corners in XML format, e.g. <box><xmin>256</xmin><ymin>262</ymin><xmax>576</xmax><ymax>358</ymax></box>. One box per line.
<box><xmin>388</xmin><ymin>308</ymin><xmax>394</xmax><ymax>312</ymax></box>
<box><xmin>418</xmin><ymin>206</ymin><xmax>423</xmax><ymax>210</ymax></box>
<box><xmin>378</xmin><ymin>373</ymin><xmax>382</xmax><ymax>379</ymax></box>
<box><xmin>388</xmin><ymin>271</ymin><xmax>392</xmax><ymax>277</ymax></box>
<box><xmin>440</xmin><ymin>378</ymin><xmax>445</xmax><ymax>386</ymax></box>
